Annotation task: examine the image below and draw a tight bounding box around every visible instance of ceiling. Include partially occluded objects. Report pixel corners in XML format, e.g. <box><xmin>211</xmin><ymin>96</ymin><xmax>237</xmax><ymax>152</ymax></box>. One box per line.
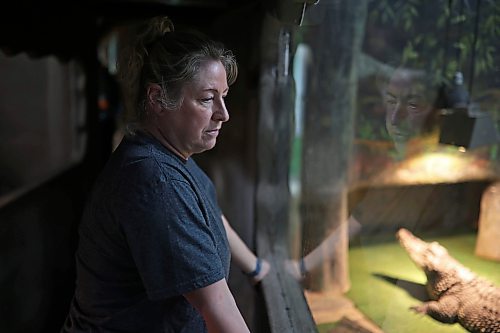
<box><xmin>0</xmin><ymin>0</ymin><xmax>261</xmax><ymax>59</ymax></box>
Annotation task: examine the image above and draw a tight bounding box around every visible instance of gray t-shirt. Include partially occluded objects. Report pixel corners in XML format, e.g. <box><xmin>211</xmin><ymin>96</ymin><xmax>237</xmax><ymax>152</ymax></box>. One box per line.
<box><xmin>62</xmin><ymin>131</ymin><xmax>230</xmax><ymax>332</ymax></box>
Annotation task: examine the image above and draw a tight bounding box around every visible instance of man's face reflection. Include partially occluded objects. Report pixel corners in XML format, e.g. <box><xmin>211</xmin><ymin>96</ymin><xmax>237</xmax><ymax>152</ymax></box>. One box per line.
<box><xmin>384</xmin><ymin>69</ymin><xmax>434</xmax><ymax>149</ymax></box>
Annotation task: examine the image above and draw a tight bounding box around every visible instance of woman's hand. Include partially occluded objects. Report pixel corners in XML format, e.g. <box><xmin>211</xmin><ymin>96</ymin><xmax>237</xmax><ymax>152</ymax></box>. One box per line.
<box><xmin>247</xmin><ymin>258</ymin><xmax>271</xmax><ymax>285</ymax></box>
<box><xmin>284</xmin><ymin>258</ymin><xmax>307</xmax><ymax>282</ymax></box>
<box><xmin>222</xmin><ymin>215</ymin><xmax>272</xmax><ymax>285</ymax></box>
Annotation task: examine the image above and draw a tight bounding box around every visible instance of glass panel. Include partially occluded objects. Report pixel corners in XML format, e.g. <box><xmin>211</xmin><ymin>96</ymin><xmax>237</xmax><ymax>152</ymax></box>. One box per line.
<box><xmin>0</xmin><ymin>52</ymin><xmax>86</xmax><ymax>206</ymax></box>
<box><xmin>288</xmin><ymin>1</ymin><xmax>499</xmax><ymax>332</ymax></box>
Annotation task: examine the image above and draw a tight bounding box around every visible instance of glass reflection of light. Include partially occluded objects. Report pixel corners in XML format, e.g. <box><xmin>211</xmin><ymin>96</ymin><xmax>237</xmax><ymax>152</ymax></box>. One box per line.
<box><xmin>397</xmin><ymin>153</ymin><xmax>463</xmax><ymax>183</ymax></box>
<box><xmin>382</xmin><ymin>150</ymin><xmax>494</xmax><ymax>185</ymax></box>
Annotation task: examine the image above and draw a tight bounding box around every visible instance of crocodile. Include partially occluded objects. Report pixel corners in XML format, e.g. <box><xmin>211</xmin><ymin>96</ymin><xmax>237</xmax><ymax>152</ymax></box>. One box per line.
<box><xmin>396</xmin><ymin>228</ymin><xmax>500</xmax><ymax>333</ymax></box>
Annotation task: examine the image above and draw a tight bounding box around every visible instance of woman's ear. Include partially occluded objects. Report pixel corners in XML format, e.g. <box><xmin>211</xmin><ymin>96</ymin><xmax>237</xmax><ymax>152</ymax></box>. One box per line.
<box><xmin>146</xmin><ymin>83</ymin><xmax>165</xmax><ymax>116</ymax></box>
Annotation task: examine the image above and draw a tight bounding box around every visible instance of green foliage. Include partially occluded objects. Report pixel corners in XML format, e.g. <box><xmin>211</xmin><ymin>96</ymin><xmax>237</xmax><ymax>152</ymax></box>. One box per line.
<box><xmin>402</xmin><ymin>41</ymin><xmax>418</xmax><ymax>64</ymax></box>
<box><xmin>366</xmin><ymin>0</ymin><xmax>499</xmax><ymax>143</ymax></box>
<box><xmin>356</xmin><ymin>115</ymin><xmax>391</xmax><ymax>141</ymax></box>
<box><xmin>369</xmin><ymin>0</ymin><xmax>499</xmax><ymax>81</ymax></box>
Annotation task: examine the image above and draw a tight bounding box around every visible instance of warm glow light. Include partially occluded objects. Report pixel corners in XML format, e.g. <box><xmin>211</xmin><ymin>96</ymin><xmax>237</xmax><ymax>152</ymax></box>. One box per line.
<box><xmin>387</xmin><ymin>151</ymin><xmax>492</xmax><ymax>184</ymax></box>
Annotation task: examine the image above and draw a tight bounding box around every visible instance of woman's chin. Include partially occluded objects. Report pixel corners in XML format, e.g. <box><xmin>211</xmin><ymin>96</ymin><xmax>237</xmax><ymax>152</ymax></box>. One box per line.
<box><xmin>392</xmin><ymin>134</ymin><xmax>409</xmax><ymax>144</ymax></box>
<box><xmin>196</xmin><ymin>139</ymin><xmax>217</xmax><ymax>154</ymax></box>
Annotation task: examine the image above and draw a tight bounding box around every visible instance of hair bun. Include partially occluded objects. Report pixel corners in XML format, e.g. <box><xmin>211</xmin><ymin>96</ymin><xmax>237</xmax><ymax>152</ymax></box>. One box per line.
<box><xmin>149</xmin><ymin>16</ymin><xmax>175</xmax><ymax>36</ymax></box>
<box><xmin>117</xmin><ymin>16</ymin><xmax>175</xmax><ymax>119</ymax></box>
<box><xmin>137</xmin><ymin>16</ymin><xmax>175</xmax><ymax>46</ymax></box>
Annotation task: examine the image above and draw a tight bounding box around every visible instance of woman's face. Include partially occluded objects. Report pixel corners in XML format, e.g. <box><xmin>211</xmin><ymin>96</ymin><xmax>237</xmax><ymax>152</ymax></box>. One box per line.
<box><xmin>384</xmin><ymin>70</ymin><xmax>433</xmax><ymax>147</ymax></box>
<box><xmin>157</xmin><ymin>60</ymin><xmax>230</xmax><ymax>158</ymax></box>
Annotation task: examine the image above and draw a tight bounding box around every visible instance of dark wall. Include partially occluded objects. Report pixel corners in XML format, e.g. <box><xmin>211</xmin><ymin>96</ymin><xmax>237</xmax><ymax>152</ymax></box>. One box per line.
<box><xmin>349</xmin><ymin>181</ymin><xmax>490</xmax><ymax>236</ymax></box>
<box><xmin>0</xmin><ymin>4</ymin><xmax>109</xmax><ymax>333</ymax></box>
<box><xmin>0</xmin><ymin>168</ymin><xmax>87</xmax><ymax>332</ymax></box>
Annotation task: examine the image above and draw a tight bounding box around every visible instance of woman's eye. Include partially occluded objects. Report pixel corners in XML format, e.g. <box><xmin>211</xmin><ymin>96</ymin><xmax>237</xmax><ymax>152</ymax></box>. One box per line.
<box><xmin>200</xmin><ymin>97</ymin><xmax>214</xmax><ymax>104</ymax></box>
<box><xmin>407</xmin><ymin>102</ymin><xmax>421</xmax><ymax>113</ymax></box>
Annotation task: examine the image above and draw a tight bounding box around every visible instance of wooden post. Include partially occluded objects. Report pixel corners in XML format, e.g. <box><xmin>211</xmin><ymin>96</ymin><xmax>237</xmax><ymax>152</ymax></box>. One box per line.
<box><xmin>300</xmin><ymin>1</ymin><xmax>367</xmax><ymax>292</ymax></box>
<box><xmin>475</xmin><ymin>181</ymin><xmax>500</xmax><ymax>261</ymax></box>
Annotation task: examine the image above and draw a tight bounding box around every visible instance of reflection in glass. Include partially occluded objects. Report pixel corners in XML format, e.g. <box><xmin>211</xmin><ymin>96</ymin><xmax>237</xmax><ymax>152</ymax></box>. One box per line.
<box><xmin>286</xmin><ymin>0</ymin><xmax>499</xmax><ymax>332</ymax></box>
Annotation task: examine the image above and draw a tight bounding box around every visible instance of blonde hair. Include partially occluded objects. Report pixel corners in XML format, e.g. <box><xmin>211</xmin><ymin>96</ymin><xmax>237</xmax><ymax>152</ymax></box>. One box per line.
<box><xmin>117</xmin><ymin>16</ymin><xmax>238</xmax><ymax>124</ymax></box>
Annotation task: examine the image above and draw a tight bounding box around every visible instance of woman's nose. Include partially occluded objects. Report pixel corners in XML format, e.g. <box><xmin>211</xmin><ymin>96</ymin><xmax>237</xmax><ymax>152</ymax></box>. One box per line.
<box><xmin>213</xmin><ymin>99</ymin><xmax>229</xmax><ymax>122</ymax></box>
<box><xmin>389</xmin><ymin>102</ymin><xmax>406</xmax><ymax>125</ymax></box>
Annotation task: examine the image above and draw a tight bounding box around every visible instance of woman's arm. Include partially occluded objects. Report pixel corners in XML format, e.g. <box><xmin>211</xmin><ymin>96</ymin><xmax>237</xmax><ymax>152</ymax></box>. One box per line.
<box><xmin>222</xmin><ymin>215</ymin><xmax>270</xmax><ymax>284</ymax></box>
<box><xmin>184</xmin><ymin>278</ymin><xmax>250</xmax><ymax>333</ymax></box>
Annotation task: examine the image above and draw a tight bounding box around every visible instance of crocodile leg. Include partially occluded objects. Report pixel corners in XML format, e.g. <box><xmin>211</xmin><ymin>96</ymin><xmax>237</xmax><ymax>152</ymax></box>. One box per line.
<box><xmin>411</xmin><ymin>294</ymin><xmax>460</xmax><ymax>324</ymax></box>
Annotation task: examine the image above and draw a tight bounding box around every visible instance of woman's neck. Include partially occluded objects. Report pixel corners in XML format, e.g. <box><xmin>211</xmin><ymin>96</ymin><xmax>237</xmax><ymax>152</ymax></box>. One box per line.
<box><xmin>142</xmin><ymin>124</ymin><xmax>189</xmax><ymax>161</ymax></box>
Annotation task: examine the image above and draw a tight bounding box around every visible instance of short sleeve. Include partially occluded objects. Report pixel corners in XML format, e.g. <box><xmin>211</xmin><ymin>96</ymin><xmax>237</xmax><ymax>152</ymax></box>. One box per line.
<box><xmin>113</xmin><ymin>161</ymin><xmax>226</xmax><ymax>301</ymax></box>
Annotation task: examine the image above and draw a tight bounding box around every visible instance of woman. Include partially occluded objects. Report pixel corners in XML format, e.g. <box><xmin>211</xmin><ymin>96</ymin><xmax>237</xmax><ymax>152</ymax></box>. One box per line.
<box><xmin>382</xmin><ymin>67</ymin><xmax>439</xmax><ymax>155</ymax></box>
<box><xmin>62</xmin><ymin>16</ymin><xmax>269</xmax><ymax>333</ymax></box>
